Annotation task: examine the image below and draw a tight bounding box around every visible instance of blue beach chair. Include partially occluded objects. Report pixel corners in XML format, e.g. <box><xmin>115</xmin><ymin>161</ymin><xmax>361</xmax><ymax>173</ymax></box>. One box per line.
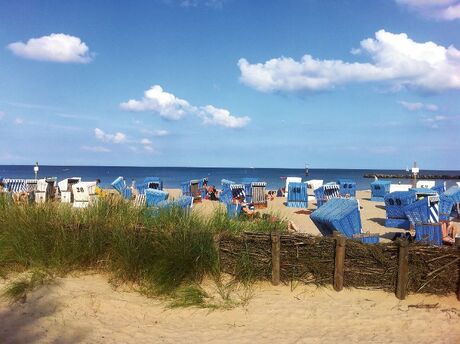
<box><xmin>286</xmin><ymin>182</ymin><xmax>308</xmax><ymax>208</ymax></box>
<box><xmin>145</xmin><ymin>189</ymin><xmax>169</xmax><ymax>207</ymax></box>
<box><xmin>310</xmin><ymin>198</ymin><xmax>379</xmax><ymax>244</ymax></box>
<box><xmin>384</xmin><ymin>191</ymin><xmax>417</xmax><ymax>229</ymax></box>
<box><xmin>111</xmin><ymin>176</ymin><xmax>133</xmax><ymax>200</ymax></box>
<box><xmin>337</xmin><ymin>179</ymin><xmax>356</xmax><ymax>198</ymax></box>
<box><xmin>370</xmin><ymin>180</ymin><xmax>391</xmax><ymax>202</ymax></box>
<box><xmin>314</xmin><ymin>183</ymin><xmax>340</xmax><ymax>208</ymax></box>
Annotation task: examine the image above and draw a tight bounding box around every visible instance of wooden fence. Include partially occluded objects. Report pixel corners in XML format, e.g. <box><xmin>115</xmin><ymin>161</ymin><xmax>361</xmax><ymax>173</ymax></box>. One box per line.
<box><xmin>218</xmin><ymin>232</ymin><xmax>460</xmax><ymax>300</ymax></box>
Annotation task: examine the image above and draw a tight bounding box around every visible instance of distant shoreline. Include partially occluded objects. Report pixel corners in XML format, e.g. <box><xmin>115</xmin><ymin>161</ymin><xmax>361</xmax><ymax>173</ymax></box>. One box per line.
<box><xmin>364</xmin><ymin>174</ymin><xmax>460</xmax><ymax>180</ymax></box>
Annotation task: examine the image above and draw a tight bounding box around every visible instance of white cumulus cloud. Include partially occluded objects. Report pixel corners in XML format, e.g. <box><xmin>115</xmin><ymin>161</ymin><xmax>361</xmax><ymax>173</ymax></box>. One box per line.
<box><xmin>398</xmin><ymin>101</ymin><xmax>438</xmax><ymax>111</ymax></box>
<box><xmin>395</xmin><ymin>0</ymin><xmax>460</xmax><ymax>20</ymax></box>
<box><xmin>198</xmin><ymin>105</ymin><xmax>250</xmax><ymax>128</ymax></box>
<box><xmin>140</xmin><ymin>138</ymin><xmax>152</xmax><ymax>145</ymax></box>
<box><xmin>81</xmin><ymin>145</ymin><xmax>111</xmax><ymax>153</ymax></box>
<box><xmin>7</xmin><ymin>33</ymin><xmax>92</xmax><ymax>63</ymax></box>
<box><xmin>121</xmin><ymin>85</ymin><xmax>250</xmax><ymax>128</ymax></box>
<box><xmin>238</xmin><ymin>30</ymin><xmax>460</xmax><ymax>93</ymax></box>
<box><xmin>94</xmin><ymin>128</ymin><xmax>127</xmax><ymax>144</ymax></box>
<box><xmin>120</xmin><ymin>85</ymin><xmax>192</xmax><ymax>120</ymax></box>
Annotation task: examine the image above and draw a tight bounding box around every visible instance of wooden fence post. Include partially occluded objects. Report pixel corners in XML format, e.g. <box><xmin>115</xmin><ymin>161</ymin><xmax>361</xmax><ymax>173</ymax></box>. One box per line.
<box><xmin>271</xmin><ymin>232</ymin><xmax>280</xmax><ymax>286</ymax></box>
<box><xmin>396</xmin><ymin>239</ymin><xmax>409</xmax><ymax>300</ymax></box>
<box><xmin>334</xmin><ymin>236</ymin><xmax>346</xmax><ymax>291</ymax></box>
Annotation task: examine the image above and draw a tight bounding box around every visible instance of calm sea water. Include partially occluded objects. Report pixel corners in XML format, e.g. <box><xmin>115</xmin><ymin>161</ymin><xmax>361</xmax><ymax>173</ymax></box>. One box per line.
<box><xmin>0</xmin><ymin>165</ymin><xmax>459</xmax><ymax>190</ymax></box>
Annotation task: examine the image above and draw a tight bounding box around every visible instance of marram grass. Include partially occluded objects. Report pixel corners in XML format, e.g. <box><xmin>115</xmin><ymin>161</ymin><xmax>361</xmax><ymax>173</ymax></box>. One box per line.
<box><xmin>0</xmin><ymin>196</ymin><xmax>286</xmax><ymax>300</ymax></box>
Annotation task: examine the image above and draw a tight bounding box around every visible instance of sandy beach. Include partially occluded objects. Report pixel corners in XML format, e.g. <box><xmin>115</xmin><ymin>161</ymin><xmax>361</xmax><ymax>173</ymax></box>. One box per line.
<box><xmin>1</xmin><ymin>190</ymin><xmax>459</xmax><ymax>343</ymax></box>
<box><xmin>1</xmin><ymin>273</ymin><xmax>459</xmax><ymax>344</ymax></box>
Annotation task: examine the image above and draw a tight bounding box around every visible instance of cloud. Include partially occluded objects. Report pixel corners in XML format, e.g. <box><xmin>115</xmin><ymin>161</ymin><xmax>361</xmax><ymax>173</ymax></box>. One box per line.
<box><xmin>179</xmin><ymin>0</ymin><xmax>226</xmax><ymax>8</ymax></box>
<box><xmin>420</xmin><ymin>114</ymin><xmax>453</xmax><ymax>128</ymax></box>
<box><xmin>144</xmin><ymin>145</ymin><xmax>154</xmax><ymax>152</ymax></box>
<box><xmin>94</xmin><ymin>128</ymin><xmax>127</xmax><ymax>143</ymax></box>
<box><xmin>121</xmin><ymin>85</ymin><xmax>250</xmax><ymax>128</ymax></box>
<box><xmin>398</xmin><ymin>101</ymin><xmax>438</xmax><ymax>111</ymax></box>
<box><xmin>120</xmin><ymin>85</ymin><xmax>192</xmax><ymax>120</ymax></box>
<box><xmin>395</xmin><ymin>0</ymin><xmax>460</xmax><ymax>20</ymax></box>
<box><xmin>0</xmin><ymin>111</ymin><xmax>5</xmax><ymax>120</ymax></box>
<box><xmin>81</xmin><ymin>145</ymin><xmax>110</xmax><ymax>153</ymax></box>
<box><xmin>238</xmin><ymin>30</ymin><xmax>460</xmax><ymax>93</ymax></box>
<box><xmin>198</xmin><ymin>105</ymin><xmax>250</xmax><ymax>128</ymax></box>
<box><xmin>154</xmin><ymin>129</ymin><xmax>170</xmax><ymax>137</ymax></box>
<box><xmin>7</xmin><ymin>33</ymin><xmax>92</xmax><ymax>63</ymax></box>
<box><xmin>140</xmin><ymin>138</ymin><xmax>152</xmax><ymax>145</ymax></box>
<box><xmin>15</xmin><ymin>117</ymin><xmax>24</xmax><ymax>125</ymax></box>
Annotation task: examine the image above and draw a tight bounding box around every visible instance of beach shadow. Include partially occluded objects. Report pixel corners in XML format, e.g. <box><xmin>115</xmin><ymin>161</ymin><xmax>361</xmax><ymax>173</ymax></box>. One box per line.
<box><xmin>294</xmin><ymin>209</ymin><xmax>312</xmax><ymax>215</ymax></box>
<box><xmin>0</xmin><ymin>283</ymin><xmax>87</xmax><ymax>344</ymax></box>
<box><xmin>362</xmin><ymin>198</ymin><xmax>372</xmax><ymax>201</ymax></box>
<box><xmin>369</xmin><ymin>217</ymin><xmax>386</xmax><ymax>226</ymax></box>
<box><xmin>375</xmin><ymin>205</ymin><xmax>386</xmax><ymax>210</ymax></box>
<box><xmin>381</xmin><ymin>231</ymin><xmax>407</xmax><ymax>241</ymax></box>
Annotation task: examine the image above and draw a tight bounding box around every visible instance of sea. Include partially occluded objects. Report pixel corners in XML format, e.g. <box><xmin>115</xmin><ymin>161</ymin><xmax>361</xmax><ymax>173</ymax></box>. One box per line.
<box><xmin>0</xmin><ymin>165</ymin><xmax>459</xmax><ymax>191</ymax></box>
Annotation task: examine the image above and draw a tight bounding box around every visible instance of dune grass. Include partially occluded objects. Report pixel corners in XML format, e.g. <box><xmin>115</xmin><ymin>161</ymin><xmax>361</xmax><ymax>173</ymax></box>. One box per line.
<box><xmin>0</xmin><ymin>195</ymin><xmax>286</xmax><ymax>302</ymax></box>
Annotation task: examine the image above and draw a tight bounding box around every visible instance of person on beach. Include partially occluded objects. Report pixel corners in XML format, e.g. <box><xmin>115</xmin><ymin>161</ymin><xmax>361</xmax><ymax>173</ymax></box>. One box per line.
<box><xmin>208</xmin><ymin>186</ymin><xmax>219</xmax><ymax>201</ymax></box>
<box><xmin>441</xmin><ymin>220</ymin><xmax>457</xmax><ymax>245</ymax></box>
<box><xmin>0</xmin><ymin>181</ymin><xmax>4</xmax><ymax>193</ymax></box>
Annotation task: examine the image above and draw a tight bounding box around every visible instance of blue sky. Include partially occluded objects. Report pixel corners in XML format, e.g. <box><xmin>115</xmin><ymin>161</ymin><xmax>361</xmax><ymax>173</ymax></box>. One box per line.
<box><xmin>0</xmin><ymin>0</ymin><xmax>459</xmax><ymax>169</ymax></box>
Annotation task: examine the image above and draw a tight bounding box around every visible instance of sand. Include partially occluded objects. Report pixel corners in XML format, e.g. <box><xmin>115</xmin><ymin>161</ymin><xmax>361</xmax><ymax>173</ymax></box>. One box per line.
<box><xmin>1</xmin><ymin>274</ymin><xmax>459</xmax><ymax>343</ymax></box>
<box><xmin>1</xmin><ymin>189</ymin><xmax>459</xmax><ymax>343</ymax></box>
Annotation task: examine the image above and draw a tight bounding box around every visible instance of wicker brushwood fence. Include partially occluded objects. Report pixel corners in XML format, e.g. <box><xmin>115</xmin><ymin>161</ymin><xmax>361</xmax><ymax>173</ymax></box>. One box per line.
<box><xmin>218</xmin><ymin>232</ymin><xmax>460</xmax><ymax>300</ymax></box>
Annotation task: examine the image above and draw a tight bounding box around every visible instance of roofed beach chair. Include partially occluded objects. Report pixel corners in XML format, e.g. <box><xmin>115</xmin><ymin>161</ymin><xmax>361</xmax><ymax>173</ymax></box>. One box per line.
<box><xmin>285</xmin><ymin>177</ymin><xmax>302</xmax><ymax>199</ymax></box>
<box><xmin>145</xmin><ymin>189</ymin><xmax>169</xmax><ymax>207</ymax></box>
<box><xmin>58</xmin><ymin>177</ymin><xmax>81</xmax><ymax>203</ymax></box>
<box><xmin>34</xmin><ymin>177</ymin><xmax>57</xmax><ymax>203</ymax></box>
<box><xmin>158</xmin><ymin>195</ymin><xmax>194</xmax><ymax>214</ymax></box>
<box><xmin>389</xmin><ymin>184</ymin><xmax>412</xmax><ymax>192</ymax></box>
<box><xmin>370</xmin><ymin>180</ymin><xmax>391</xmax><ymax>202</ymax></box>
<box><xmin>337</xmin><ymin>179</ymin><xmax>356</xmax><ymax>198</ymax></box>
<box><xmin>111</xmin><ymin>176</ymin><xmax>132</xmax><ymax>200</ymax></box>
<box><xmin>404</xmin><ymin>194</ymin><xmax>442</xmax><ymax>245</ymax></box>
<box><xmin>431</xmin><ymin>181</ymin><xmax>446</xmax><ymax>194</ymax></box>
<box><xmin>181</xmin><ymin>179</ymin><xmax>202</xmax><ymax>202</ymax></box>
<box><xmin>286</xmin><ymin>182</ymin><xmax>308</xmax><ymax>208</ymax></box>
<box><xmin>314</xmin><ymin>183</ymin><xmax>340</xmax><ymax>208</ymax></box>
<box><xmin>310</xmin><ymin>198</ymin><xmax>379</xmax><ymax>244</ymax></box>
<box><xmin>72</xmin><ymin>181</ymin><xmax>97</xmax><ymax>208</ymax></box>
<box><xmin>444</xmin><ymin>186</ymin><xmax>460</xmax><ymax>218</ymax></box>
<box><xmin>219</xmin><ymin>179</ymin><xmax>236</xmax><ymax>204</ymax></box>
<box><xmin>384</xmin><ymin>191</ymin><xmax>416</xmax><ymax>229</ymax></box>
<box><xmin>3</xmin><ymin>178</ymin><xmax>29</xmax><ymax>193</ymax></box>
<box><xmin>251</xmin><ymin>181</ymin><xmax>267</xmax><ymax>208</ymax></box>
<box><xmin>416</xmin><ymin>180</ymin><xmax>435</xmax><ymax>189</ymax></box>
<box><xmin>241</xmin><ymin>178</ymin><xmax>258</xmax><ymax>203</ymax></box>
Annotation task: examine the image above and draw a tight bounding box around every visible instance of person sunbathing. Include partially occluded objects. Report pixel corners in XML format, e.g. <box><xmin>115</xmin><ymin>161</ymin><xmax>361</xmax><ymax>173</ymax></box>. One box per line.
<box><xmin>441</xmin><ymin>220</ymin><xmax>457</xmax><ymax>245</ymax></box>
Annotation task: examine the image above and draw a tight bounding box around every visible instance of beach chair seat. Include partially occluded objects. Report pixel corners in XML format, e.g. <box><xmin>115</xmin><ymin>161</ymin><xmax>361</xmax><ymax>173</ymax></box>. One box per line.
<box><xmin>111</xmin><ymin>176</ymin><xmax>133</xmax><ymax>200</ymax></box>
<box><xmin>143</xmin><ymin>177</ymin><xmax>163</xmax><ymax>190</ymax></box>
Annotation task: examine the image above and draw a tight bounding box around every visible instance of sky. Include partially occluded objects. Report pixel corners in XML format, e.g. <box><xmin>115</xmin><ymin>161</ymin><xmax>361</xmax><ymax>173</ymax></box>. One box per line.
<box><xmin>0</xmin><ymin>0</ymin><xmax>459</xmax><ymax>169</ymax></box>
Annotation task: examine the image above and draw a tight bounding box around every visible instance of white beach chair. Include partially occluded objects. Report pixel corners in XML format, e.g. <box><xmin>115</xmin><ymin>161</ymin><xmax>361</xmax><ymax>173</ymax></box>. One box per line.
<box><xmin>58</xmin><ymin>177</ymin><xmax>81</xmax><ymax>203</ymax></box>
<box><xmin>389</xmin><ymin>184</ymin><xmax>412</xmax><ymax>192</ymax></box>
<box><xmin>72</xmin><ymin>181</ymin><xmax>97</xmax><ymax>208</ymax></box>
<box><xmin>416</xmin><ymin>180</ymin><xmax>435</xmax><ymax>189</ymax></box>
<box><xmin>285</xmin><ymin>177</ymin><xmax>302</xmax><ymax>199</ymax></box>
